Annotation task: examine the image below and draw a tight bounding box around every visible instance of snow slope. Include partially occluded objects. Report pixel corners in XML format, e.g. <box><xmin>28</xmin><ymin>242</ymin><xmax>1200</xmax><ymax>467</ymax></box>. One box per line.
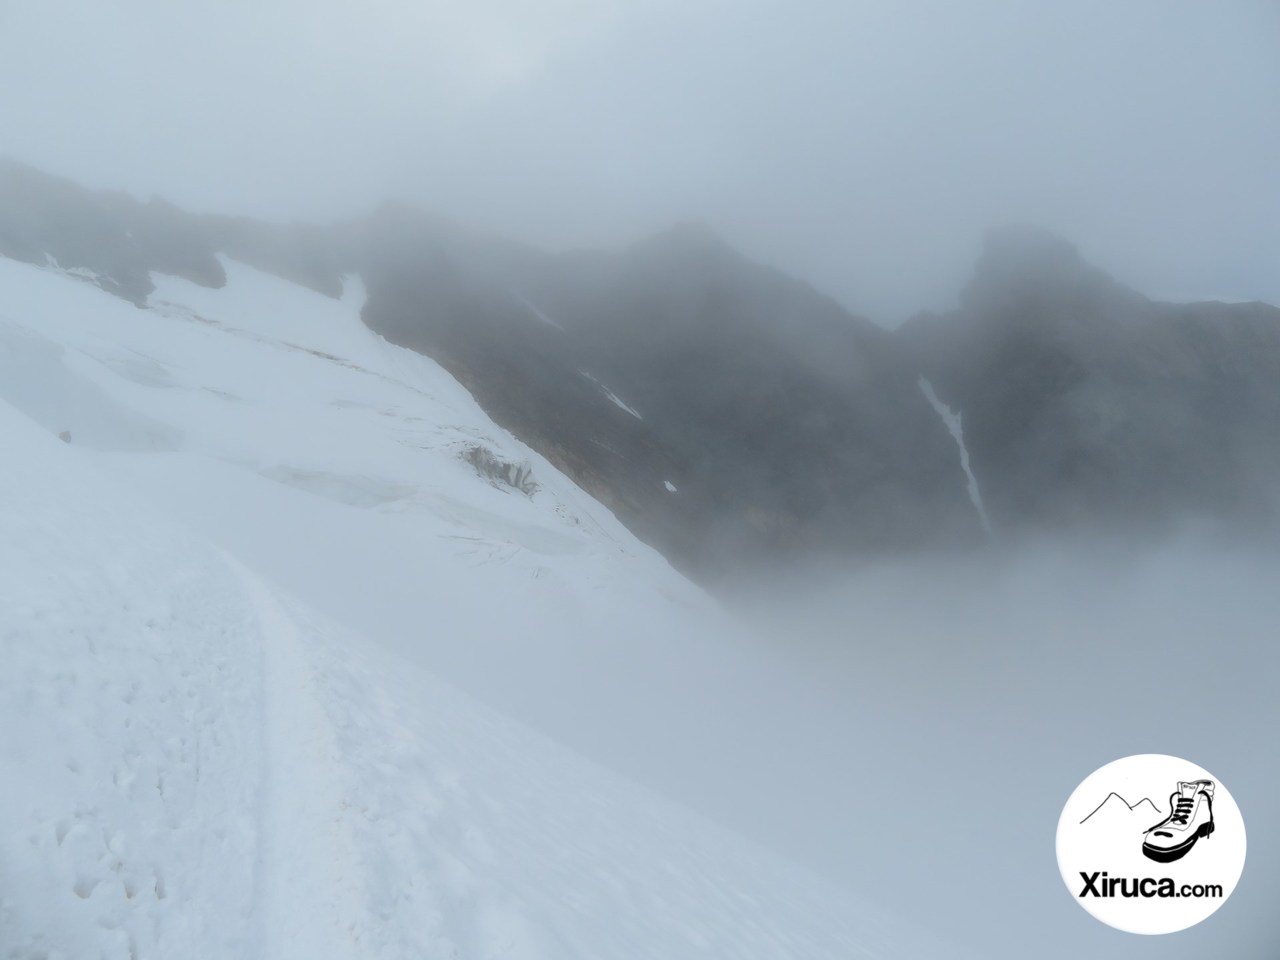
<box><xmin>0</xmin><ymin>255</ymin><xmax>742</xmax><ymax>763</ymax></box>
<box><xmin>0</xmin><ymin>404</ymin><xmax>261</xmax><ymax>959</ymax></box>
<box><xmin>0</xmin><ymin>258</ymin><xmax>963</xmax><ymax>958</ymax></box>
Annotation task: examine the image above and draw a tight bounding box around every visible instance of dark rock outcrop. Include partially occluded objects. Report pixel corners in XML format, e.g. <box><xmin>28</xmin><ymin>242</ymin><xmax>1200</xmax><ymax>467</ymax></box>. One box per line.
<box><xmin>7</xmin><ymin>161</ymin><xmax>1274</xmax><ymax>581</ymax></box>
<box><xmin>350</xmin><ymin>207</ymin><xmax>983</xmax><ymax>578</ymax></box>
<box><xmin>460</xmin><ymin>445</ymin><xmax>539</xmax><ymax>497</ymax></box>
<box><xmin>0</xmin><ymin>162</ymin><xmax>982</xmax><ymax>579</ymax></box>
<box><xmin>899</xmin><ymin>225</ymin><xmax>1280</xmax><ymax>540</ymax></box>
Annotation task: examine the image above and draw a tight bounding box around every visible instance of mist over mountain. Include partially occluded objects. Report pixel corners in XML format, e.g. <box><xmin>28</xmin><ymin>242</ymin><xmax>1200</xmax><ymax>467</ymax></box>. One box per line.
<box><xmin>5</xmin><ymin>157</ymin><xmax>1276</xmax><ymax>584</ymax></box>
<box><xmin>4</xmin><ymin>3</ymin><xmax>1279</xmax><ymax>958</ymax></box>
<box><xmin>4</xmin><ymin>153</ymin><xmax>1280</xmax><ymax>960</ymax></box>
<box><xmin>902</xmin><ymin>225</ymin><xmax>1280</xmax><ymax>541</ymax></box>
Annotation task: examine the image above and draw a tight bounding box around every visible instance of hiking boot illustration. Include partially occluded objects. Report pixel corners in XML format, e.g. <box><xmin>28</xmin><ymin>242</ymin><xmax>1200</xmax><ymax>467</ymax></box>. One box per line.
<box><xmin>1142</xmin><ymin>780</ymin><xmax>1215</xmax><ymax>863</ymax></box>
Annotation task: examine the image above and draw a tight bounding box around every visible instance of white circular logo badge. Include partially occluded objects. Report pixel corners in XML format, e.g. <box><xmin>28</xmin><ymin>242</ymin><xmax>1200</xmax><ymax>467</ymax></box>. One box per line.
<box><xmin>1056</xmin><ymin>754</ymin><xmax>1246</xmax><ymax>934</ymax></box>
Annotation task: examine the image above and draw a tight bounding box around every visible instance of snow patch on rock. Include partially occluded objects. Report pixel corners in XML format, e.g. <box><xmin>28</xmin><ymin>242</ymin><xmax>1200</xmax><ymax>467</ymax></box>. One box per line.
<box><xmin>919</xmin><ymin>378</ymin><xmax>991</xmax><ymax>534</ymax></box>
<box><xmin>580</xmin><ymin>371</ymin><xmax>642</xmax><ymax>419</ymax></box>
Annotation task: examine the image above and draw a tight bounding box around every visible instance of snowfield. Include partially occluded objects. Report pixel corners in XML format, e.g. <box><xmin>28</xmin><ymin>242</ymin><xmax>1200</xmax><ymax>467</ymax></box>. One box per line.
<box><xmin>0</xmin><ymin>257</ymin><xmax>963</xmax><ymax>959</ymax></box>
<box><xmin>0</xmin><ymin>402</ymin><xmax>261</xmax><ymax>958</ymax></box>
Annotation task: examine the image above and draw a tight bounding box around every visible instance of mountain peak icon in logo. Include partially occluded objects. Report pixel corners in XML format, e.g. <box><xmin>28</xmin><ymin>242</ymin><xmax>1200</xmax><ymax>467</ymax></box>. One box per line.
<box><xmin>1142</xmin><ymin>780</ymin><xmax>1216</xmax><ymax>863</ymax></box>
<box><xmin>1078</xmin><ymin>793</ymin><xmax>1162</xmax><ymax>825</ymax></box>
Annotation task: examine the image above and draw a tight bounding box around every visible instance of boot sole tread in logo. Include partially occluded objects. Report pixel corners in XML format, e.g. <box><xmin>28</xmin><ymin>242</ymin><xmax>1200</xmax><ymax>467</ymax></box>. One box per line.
<box><xmin>1142</xmin><ymin>821</ymin><xmax>1214</xmax><ymax>864</ymax></box>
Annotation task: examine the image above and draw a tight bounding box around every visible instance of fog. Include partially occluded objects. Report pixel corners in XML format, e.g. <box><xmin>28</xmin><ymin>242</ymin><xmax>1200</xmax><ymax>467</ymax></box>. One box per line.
<box><xmin>241</xmin><ymin>520</ymin><xmax>1278</xmax><ymax>958</ymax></box>
<box><xmin>3</xmin><ymin>1</ymin><xmax>1278</xmax><ymax>322</ymax></box>
<box><xmin>446</xmin><ymin>538</ymin><xmax>1280</xmax><ymax>960</ymax></box>
<box><xmin>718</xmin><ymin>542</ymin><xmax>1280</xmax><ymax>959</ymax></box>
<box><xmin>4</xmin><ymin>3</ymin><xmax>1279</xmax><ymax>958</ymax></box>
<box><xmin>128</xmin><ymin>419</ymin><xmax>1280</xmax><ymax>957</ymax></box>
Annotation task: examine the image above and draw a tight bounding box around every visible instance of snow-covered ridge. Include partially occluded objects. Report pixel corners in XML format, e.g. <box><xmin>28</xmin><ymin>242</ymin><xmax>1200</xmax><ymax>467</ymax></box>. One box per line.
<box><xmin>0</xmin><ymin>255</ymin><xmax>651</xmax><ymax>555</ymax></box>
<box><xmin>0</xmin><ymin>256</ymin><xmax>965</xmax><ymax>959</ymax></box>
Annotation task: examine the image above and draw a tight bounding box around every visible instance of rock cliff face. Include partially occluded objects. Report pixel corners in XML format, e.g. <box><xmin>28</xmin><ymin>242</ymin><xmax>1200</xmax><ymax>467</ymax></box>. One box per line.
<box><xmin>899</xmin><ymin>226</ymin><xmax>1280</xmax><ymax>539</ymax></box>
<box><xmin>4</xmin><ymin>160</ymin><xmax>1277</xmax><ymax>580</ymax></box>
<box><xmin>349</xmin><ymin>208</ymin><xmax>982</xmax><ymax>578</ymax></box>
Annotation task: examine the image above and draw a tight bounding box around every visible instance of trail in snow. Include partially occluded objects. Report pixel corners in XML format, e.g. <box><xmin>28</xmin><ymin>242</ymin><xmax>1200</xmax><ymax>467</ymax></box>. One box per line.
<box><xmin>238</xmin><ymin>565</ymin><xmax>368</xmax><ymax>960</ymax></box>
<box><xmin>232</xmin><ymin>580</ymin><xmax>957</xmax><ymax>960</ymax></box>
<box><xmin>0</xmin><ymin>254</ymin><xmax>975</xmax><ymax>960</ymax></box>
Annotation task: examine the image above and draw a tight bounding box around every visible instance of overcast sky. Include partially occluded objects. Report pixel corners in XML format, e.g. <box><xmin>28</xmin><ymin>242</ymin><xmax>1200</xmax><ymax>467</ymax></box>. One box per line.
<box><xmin>2</xmin><ymin>0</ymin><xmax>1277</xmax><ymax>323</ymax></box>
